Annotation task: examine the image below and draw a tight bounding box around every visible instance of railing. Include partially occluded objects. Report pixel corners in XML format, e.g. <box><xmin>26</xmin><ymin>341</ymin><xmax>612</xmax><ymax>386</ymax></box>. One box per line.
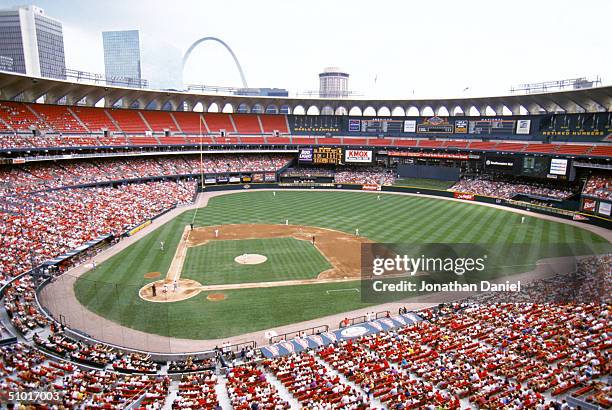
<box><xmin>270</xmin><ymin>325</ymin><xmax>329</xmax><ymax>344</ymax></box>
<box><xmin>338</xmin><ymin>310</ymin><xmax>391</xmax><ymax>328</ymax></box>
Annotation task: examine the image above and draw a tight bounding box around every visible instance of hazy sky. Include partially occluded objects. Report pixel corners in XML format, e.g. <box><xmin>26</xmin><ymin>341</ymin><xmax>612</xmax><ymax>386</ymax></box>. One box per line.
<box><xmin>2</xmin><ymin>0</ymin><xmax>610</xmax><ymax>98</ymax></box>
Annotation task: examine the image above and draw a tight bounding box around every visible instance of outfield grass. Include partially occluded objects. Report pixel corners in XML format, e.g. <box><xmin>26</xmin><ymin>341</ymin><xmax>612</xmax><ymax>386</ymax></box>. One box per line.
<box><xmin>393</xmin><ymin>177</ymin><xmax>456</xmax><ymax>190</ymax></box>
<box><xmin>73</xmin><ymin>190</ymin><xmax>609</xmax><ymax>340</ymax></box>
<box><xmin>182</xmin><ymin>237</ymin><xmax>331</xmax><ymax>285</ymax></box>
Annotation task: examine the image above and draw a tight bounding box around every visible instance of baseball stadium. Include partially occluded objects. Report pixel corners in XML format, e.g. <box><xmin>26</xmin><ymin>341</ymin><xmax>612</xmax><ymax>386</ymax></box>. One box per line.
<box><xmin>0</xmin><ymin>2</ymin><xmax>611</xmax><ymax>409</ymax></box>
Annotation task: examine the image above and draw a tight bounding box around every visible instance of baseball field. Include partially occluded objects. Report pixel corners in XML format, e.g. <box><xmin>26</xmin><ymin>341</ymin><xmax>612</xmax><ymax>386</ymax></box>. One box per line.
<box><xmin>73</xmin><ymin>190</ymin><xmax>609</xmax><ymax>340</ymax></box>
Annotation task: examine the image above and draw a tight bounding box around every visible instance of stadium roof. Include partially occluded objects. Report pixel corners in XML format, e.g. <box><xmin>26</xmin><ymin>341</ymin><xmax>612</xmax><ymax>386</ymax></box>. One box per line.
<box><xmin>0</xmin><ymin>71</ymin><xmax>610</xmax><ymax>116</ymax></box>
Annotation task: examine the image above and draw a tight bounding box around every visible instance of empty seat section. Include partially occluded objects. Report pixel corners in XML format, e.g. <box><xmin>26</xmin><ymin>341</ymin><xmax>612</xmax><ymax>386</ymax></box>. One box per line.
<box><xmin>185</xmin><ymin>135</ymin><xmax>215</xmax><ymax>144</ymax></box>
<box><xmin>128</xmin><ymin>136</ymin><xmax>159</xmax><ymax>145</ymax></box>
<box><xmin>445</xmin><ymin>140</ymin><xmax>470</xmax><ymax>148</ymax></box>
<box><xmin>496</xmin><ymin>142</ymin><xmax>527</xmax><ymax>152</ymax></box>
<box><xmin>418</xmin><ymin>140</ymin><xmax>445</xmax><ymax>148</ymax></box>
<box><xmin>589</xmin><ymin>145</ymin><xmax>612</xmax><ymax>157</ymax></box>
<box><xmin>141</xmin><ymin>110</ymin><xmax>178</xmax><ymax>132</ymax></box>
<box><xmin>317</xmin><ymin>137</ymin><xmax>343</xmax><ymax>145</ymax></box>
<box><xmin>393</xmin><ymin>139</ymin><xmax>418</xmax><ymax>147</ymax></box>
<box><xmin>0</xmin><ymin>101</ymin><xmax>48</xmax><ymax>131</ymax></box>
<box><xmin>368</xmin><ymin>138</ymin><xmax>394</xmax><ymax>146</ymax></box>
<box><xmin>554</xmin><ymin>145</ymin><xmax>590</xmax><ymax>155</ymax></box>
<box><xmin>259</xmin><ymin>114</ymin><xmax>289</xmax><ymax>133</ymax></box>
<box><xmin>71</xmin><ymin>106</ymin><xmax>118</xmax><ymax>132</ymax></box>
<box><xmin>203</xmin><ymin>113</ymin><xmax>234</xmax><ymax>132</ymax></box>
<box><xmin>29</xmin><ymin>104</ymin><xmax>86</xmax><ymax>133</ymax></box>
<box><xmin>157</xmin><ymin>136</ymin><xmax>187</xmax><ymax>145</ymax></box>
<box><xmin>292</xmin><ymin>137</ymin><xmax>316</xmax><ymax>145</ymax></box>
<box><xmin>171</xmin><ymin>112</ymin><xmax>203</xmax><ymax>133</ymax></box>
<box><xmin>342</xmin><ymin>137</ymin><xmax>368</xmax><ymax>145</ymax></box>
<box><xmin>215</xmin><ymin>136</ymin><xmax>240</xmax><ymax>144</ymax></box>
<box><xmin>266</xmin><ymin>136</ymin><xmax>291</xmax><ymax>144</ymax></box>
<box><xmin>231</xmin><ymin>114</ymin><xmax>261</xmax><ymax>134</ymax></box>
<box><xmin>107</xmin><ymin>109</ymin><xmax>149</xmax><ymax>133</ymax></box>
<box><xmin>239</xmin><ymin>136</ymin><xmax>266</xmax><ymax>144</ymax></box>
<box><xmin>523</xmin><ymin>143</ymin><xmax>557</xmax><ymax>153</ymax></box>
<box><xmin>467</xmin><ymin>141</ymin><xmax>499</xmax><ymax>150</ymax></box>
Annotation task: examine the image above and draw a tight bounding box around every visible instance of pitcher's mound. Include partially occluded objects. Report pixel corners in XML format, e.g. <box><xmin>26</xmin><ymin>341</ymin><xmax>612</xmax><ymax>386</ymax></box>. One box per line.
<box><xmin>144</xmin><ymin>272</ymin><xmax>161</xmax><ymax>279</ymax></box>
<box><xmin>234</xmin><ymin>254</ymin><xmax>267</xmax><ymax>265</ymax></box>
<box><xmin>207</xmin><ymin>293</ymin><xmax>226</xmax><ymax>301</ymax></box>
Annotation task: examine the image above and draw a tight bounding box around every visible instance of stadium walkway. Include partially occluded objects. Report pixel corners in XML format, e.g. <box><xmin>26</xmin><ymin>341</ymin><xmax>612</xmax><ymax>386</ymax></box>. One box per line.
<box><xmin>39</xmin><ymin>189</ymin><xmax>612</xmax><ymax>354</ymax></box>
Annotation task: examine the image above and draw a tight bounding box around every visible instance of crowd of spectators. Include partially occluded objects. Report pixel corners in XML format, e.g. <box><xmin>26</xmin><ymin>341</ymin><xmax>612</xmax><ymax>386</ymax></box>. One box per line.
<box><xmin>334</xmin><ymin>167</ymin><xmax>396</xmax><ymax>186</ymax></box>
<box><xmin>0</xmin><ymin>180</ymin><xmax>196</xmax><ymax>281</ymax></box>
<box><xmin>450</xmin><ymin>175</ymin><xmax>576</xmax><ymax>199</ymax></box>
<box><xmin>0</xmin><ymin>342</ymin><xmax>170</xmax><ymax>408</ymax></box>
<box><xmin>0</xmin><ymin>154</ymin><xmax>291</xmax><ymax>193</ymax></box>
<box><xmin>583</xmin><ymin>174</ymin><xmax>612</xmax><ymax>201</ymax></box>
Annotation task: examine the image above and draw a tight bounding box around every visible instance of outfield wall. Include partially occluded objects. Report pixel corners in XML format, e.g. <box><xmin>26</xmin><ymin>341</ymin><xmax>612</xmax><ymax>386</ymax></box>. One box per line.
<box><xmin>200</xmin><ymin>182</ymin><xmax>612</xmax><ymax>230</ymax></box>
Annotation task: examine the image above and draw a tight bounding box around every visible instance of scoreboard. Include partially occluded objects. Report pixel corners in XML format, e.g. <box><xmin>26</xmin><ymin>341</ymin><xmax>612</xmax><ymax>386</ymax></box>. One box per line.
<box><xmin>469</xmin><ymin>119</ymin><xmax>515</xmax><ymax>135</ymax></box>
<box><xmin>313</xmin><ymin>147</ymin><xmax>343</xmax><ymax>164</ymax></box>
<box><xmin>349</xmin><ymin>118</ymin><xmax>403</xmax><ymax>133</ymax></box>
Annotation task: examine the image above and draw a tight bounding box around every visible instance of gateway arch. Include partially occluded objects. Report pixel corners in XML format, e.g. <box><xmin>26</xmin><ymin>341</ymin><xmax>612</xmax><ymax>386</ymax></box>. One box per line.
<box><xmin>183</xmin><ymin>37</ymin><xmax>249</xmax><ymax>88</ymax></box>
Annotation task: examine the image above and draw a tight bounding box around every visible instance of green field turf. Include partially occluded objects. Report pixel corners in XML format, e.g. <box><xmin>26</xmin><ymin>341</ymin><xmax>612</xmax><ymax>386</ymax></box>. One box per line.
<box><xmin>393</xmin><ymin>177</ymin><xmax>456</xmax><ymax>190</ymax></box>
<box><xmin>182</xmin><ymin>237</ymin><xmax>331</xmax><ymax>285</ymax></box>
<box><xmin>73</xmin><ymin>190</ymin><xmax>609</xmax><ymax>340</ymax></box>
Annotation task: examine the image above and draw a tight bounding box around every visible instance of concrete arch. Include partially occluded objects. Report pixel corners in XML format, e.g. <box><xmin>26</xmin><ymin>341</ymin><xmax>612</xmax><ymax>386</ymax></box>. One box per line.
<box><xmin>321</xmin><ymin>105</ymin><xmax>334</xmax><ymax>115</ymax></box>
<box><xmin>406</xmin><ymin>106</ymin><xmax>419</xmax><ymax>116</ymax></box>
<box><xmin>391</xmin><ymin>106</ymin><xmax>405</xmax><ymax>116</ymax></box>
<box><xmin>222</xmin><ymin>103</ymin><xmax>234</xmax><ymax>113</ymax></box>
<box><xmin>207</xmin><ymin>102</ymin><xmax>220</xmax><ymax>113</ymax></box>
<box><xmin>501</xmin><ymin>105</ymin><xmax>512</xmax><ymax>115</ymax></box>
<box><xmin>363</xmin><ymin>106</ymin><xmax>376</xmax><ymax>116</ymax></box>
<box><xmin>468</xmin><ymin>106</ymin><xmax>480</xmax><ymax>116</ymax></box>
<box><xmin>335</xmin><ymin>106</ymin><xmax>348</xmax><ymax>115</ymax></box>
<box><xmin>377</xmin><ymin>106</ymin><xmax>391</xmax><ymax>116</ymax></box>
<box><xmin>293</xmin><ymin>105</ymin><xmax>306</xmax><ymax>115</ymax></box>
<box><xmin>436</xmin><ymin>106</ymin><xmax>450</xmax><ymax>116</ymax></box>
<box><xmin>349</xmin><ymin>106</ymin><xmax>362</xmax><ymax>116</ymax></box>
<box><xmin>484</xmin><ymin>106</ymin><xmax>496</xmax><ymax>116</ymax></box>
<box><xmin>265</xmin><ymin>104</ymin><xmax>279</xmax><ymax>114</ymax></box>
<box><xmin>251</xmin><ymin>104</ymin><xmax>264</xmax><ymax>114</ymax></box>
<box><xmin>280</xmin><ymin>105</ymin><xmax>290</xmax><ymax>114</ymax></box>
<box><xmin>421</xmin><ymin>106</ymin><xmax>434</xmax><ymax>116</ymax></box>
<box><xmin>452</xmin><ymin>106</ymin><xmax>464</xmax><ymax>116</ymax></box>
<box><xmin>237</xmin><ymin>103</ymin><xmax>250</xmax><ymax>113</ymax></box>
<box><xmin>306</xmin><ymin>105</ymin><xmax>320</xmax><ymax>115</ymax></box>
<box><xmin>183</xmin><ymin>36</ymin><xmax>248</xmax><ymax>87</ymax></box>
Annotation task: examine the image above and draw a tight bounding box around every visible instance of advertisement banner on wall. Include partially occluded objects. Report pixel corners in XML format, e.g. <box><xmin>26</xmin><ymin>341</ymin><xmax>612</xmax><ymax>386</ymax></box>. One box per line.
<box><xmin>362</xmin><ymin>184</ymin><xmax>381</xmax><ymax>191</ymax></box>
<box><xmin>454</xmin><ymin>119</ymin><xmax>468</xmax><ymax>134</ymax></box>
<box><xmin>453</xmin><ymin>192</ymin><xmax>475</xmax><ymax>201</ymax></box>
<box><xmin>252</xmin><ymin>173</ymin><xmax>264</xmax><ymax>182</ymax></box>
<box><xmin>516</xmin><ymin>119</ymin><xmax>531</xmax><ymax>135</ymax></box>
<box><xmin>388</xmin><ymin>151</ymin><xmax>474</xmax><ymax>160</ymax></box>
<box><xmin>582</xmin><ymin>198</ymin><xmax>597</xmax><ymax>212</ymax></box>
<box><xmin>403</xmin><ymin>120</ymin><xmax>416</xmax><ymax>133</ymax></box>
<box><xmin>345</xmin><ymin>149</ymin><xmax>373</xmax><ymax>163</ymax></box>
<box><xmin>299</xmin><ymin>148</ymin><xmax>313</xmax><ymax>162</ymax></box>
<box><xmin>598</xmin><ymin>201</ymin><xmax>611</xmax><ymax>216</ymax></box>
<box><xmin>204</xmin><ymin>177</ymin><xmax>217</xmax><ymax>184</ymax></box>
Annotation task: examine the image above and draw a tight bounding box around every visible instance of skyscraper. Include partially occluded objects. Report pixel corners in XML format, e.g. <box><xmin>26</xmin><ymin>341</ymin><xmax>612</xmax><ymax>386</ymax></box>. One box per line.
<box><xmin>102</xmin><ymin>30</ymin><xmax>142</xmax><ymax>86</ymax></box>
<box><xmin>0</xmin><ymin>5</ymin><xmax>66</xmax><ymax>79</ymax></box>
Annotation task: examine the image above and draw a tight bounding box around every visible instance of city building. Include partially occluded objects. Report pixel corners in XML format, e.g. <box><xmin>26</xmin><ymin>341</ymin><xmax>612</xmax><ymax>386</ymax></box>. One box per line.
<box><xmin>0</xmin><ymin>5</ymin><xmax>66</xmax><ymax>79</ymax></box>
<box><xmin>102</xmin><ymin>30</ymin><xmax>143</xmax><ymax>87</ymax></box>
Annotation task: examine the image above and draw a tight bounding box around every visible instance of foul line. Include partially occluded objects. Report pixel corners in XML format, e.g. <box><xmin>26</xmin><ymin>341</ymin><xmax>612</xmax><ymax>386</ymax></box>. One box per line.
<box><xmin>326</xmin><ymin>288</ymin><xmax>360</xmax><ymax>294</ymax></box>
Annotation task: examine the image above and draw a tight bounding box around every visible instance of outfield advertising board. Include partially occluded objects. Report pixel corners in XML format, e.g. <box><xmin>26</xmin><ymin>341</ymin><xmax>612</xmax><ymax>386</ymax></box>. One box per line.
<box><xmin>345</xmin><ymin>149</ymin><xmax>373</xmax><ymax>163</ymax></box>
<box><xmin>598</xmin><ymin>201</ymin><xmax>611</xmax><ymax>216</ymax></box>
<box><xmin>299</xmin><ymin>148</ymin><xmax>313</xmax><ymax>162</ymax></box>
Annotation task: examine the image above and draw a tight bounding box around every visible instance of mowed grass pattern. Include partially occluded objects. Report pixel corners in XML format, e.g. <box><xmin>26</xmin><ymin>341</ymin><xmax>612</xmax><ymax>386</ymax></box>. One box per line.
<box><xmin>73</xmin><ymin>191</ymin><xmax>608</xmax><ymax>340</ymax></box>
<box><xmin>182</xmin><ymin>238</ymin><xmax>331</xmax><ymax>285</ymax></box>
